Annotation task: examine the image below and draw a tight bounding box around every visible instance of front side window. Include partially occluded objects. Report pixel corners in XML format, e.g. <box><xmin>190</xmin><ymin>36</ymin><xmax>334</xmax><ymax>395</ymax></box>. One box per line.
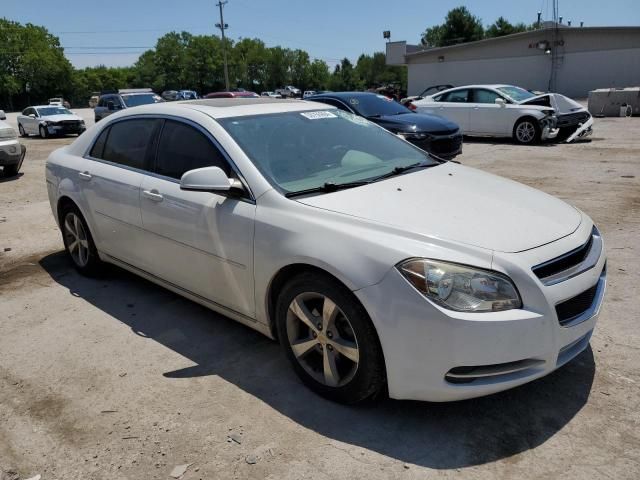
<box><xmin>473</xmin><ymin>89</ymin><xmax>502</xmax><ymax>104</ymax></box>
<box><xmin>218</xmin><ymin>110</ymin><xmax>438</xmax><ymax>195</ymax></box>
<box><xmin>102</xmin><ymin>119</ymin><xmax>158</xmax><ymax>170</ymax></box>
<box><xmin>155</xmin><ymin>120</ymin><xmax>230</xmax><ymax>179</ymax></box>
<box><xmin>440</xmin><ymin>89</ymin><xmax>470</xmax><ymax>103</ymax></box>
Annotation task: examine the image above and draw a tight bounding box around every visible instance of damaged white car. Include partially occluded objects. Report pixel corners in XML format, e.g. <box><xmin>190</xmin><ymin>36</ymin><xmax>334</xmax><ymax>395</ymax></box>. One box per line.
<box><xmin>413</xmin><ymin>85</ymin><xmax>591</xmax><ymax>145</ymax></box>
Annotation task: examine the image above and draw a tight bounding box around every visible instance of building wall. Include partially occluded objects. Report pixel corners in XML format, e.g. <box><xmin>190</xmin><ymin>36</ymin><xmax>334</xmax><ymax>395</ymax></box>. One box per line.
<box><xmin>402</xmin><ymin>28</ymin><xmax>640</xmax><ymax>98</ymax></box>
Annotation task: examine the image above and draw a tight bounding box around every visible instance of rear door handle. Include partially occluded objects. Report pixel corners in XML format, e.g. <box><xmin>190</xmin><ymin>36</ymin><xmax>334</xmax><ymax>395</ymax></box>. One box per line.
<box><xmin>78</xmin><ymin>171</ymin><xmax>92</xmax><ymax>181</ymax></box>
<box><xmin>143</xmin><ymin>189</ymin><xmax>164</xmax><ymax>202</ymax></box>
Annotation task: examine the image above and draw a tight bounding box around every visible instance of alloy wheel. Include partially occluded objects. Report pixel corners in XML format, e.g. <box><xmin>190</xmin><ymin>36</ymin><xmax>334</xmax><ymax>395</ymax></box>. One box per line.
<box><xmin>64</xmin><ymin>212</ymin><xmax>90</xmax><ymax>267</ymax></box>
<box><xmin>286</xmin><ymin>292</ymin><xmax>359</xmax><ymax>387</ymax></box>
<box><xmin>516</xmin><ymin>121</ymin><xmax>536</xmax><ymax>143</ymax></box>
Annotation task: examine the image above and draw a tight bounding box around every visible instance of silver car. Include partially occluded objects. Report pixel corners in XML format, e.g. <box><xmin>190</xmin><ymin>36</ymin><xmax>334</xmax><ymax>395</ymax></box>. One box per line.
<box><xmin>45</xmin><ymin>98</ymin><xmax>605</xmax><ymax>404</ymax></box>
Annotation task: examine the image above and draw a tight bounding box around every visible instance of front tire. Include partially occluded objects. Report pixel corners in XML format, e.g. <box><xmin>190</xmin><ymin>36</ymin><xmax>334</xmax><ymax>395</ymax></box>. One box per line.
<box><xmin>18</xmin><ymin>124</ymin><xmax>27</xmax><ymax>137</ymax></box>
<box><xmin>513</xmin><ymin>117</ymin><xmax>540</xmax><ymax>145</ymax></box>
<box><xmin>275</xmin><ymin>272</ymin><xmax>386</xmax><ymax>404</ymax></box>
<box><xmin>39</xmin><ymin>125</ymin><xmax>48</xmax><ymax>139</ymax></box>
<box><xmin>60</xmin><ymin>204</ymin><xmax>103</xmax><ymax>276</ymax></box>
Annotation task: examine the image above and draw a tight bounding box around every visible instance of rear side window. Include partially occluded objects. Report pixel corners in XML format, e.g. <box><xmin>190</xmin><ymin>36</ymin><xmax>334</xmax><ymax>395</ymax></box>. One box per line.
<box><xmin>89</xmin><ymin>127</ymin><xmax>109</xmax><ymax>158</ymax></box>
<box><xmin>102</xmin><ymin>119</ymin><xmax>158</xmax><ymax>170</ymax></box>
<box><xmin>155</xmin><ymin>120</ymin><xmax>230</xmax><ymax>179</ymax></box>
<box><xmin>441</xmin><ymin>89</ymin><xmax>469</xmax><ymax>103</ymax></box>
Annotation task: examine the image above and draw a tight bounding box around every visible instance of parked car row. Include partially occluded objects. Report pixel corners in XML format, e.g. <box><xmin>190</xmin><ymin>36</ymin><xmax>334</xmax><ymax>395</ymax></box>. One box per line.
<box><xmin>45</xmin><ymin>96</ymin><xmax>606</xmax><ymax>404</ymax></box>
<box><xmin>407</xmin><ymin>84</ymin><xmax>592</xmax><ymax>144</ymax></box>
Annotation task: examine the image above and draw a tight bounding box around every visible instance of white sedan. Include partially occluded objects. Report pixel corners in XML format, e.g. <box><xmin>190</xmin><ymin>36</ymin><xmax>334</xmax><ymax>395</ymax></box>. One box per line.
<box><xmin>412</xmin><ymin>84</ymin><xmax>563</xmax><ymax>144</ymax></box>
<box><xmin>45</xmin><ymin>98</ymin><xmax>606</xmax><ymax>403</ymax></box>
<box><xmin>18</xmin><ymin>105</ymin><xmax>86</xmax><ymax>138</ymax></box>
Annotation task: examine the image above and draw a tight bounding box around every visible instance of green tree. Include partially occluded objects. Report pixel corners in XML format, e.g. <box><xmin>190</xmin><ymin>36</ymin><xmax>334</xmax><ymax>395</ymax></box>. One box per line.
<box><xmin>486</xmin><ymin>17</ymin><xmax>532</xmax><ymax>37</ymax></box>
<box><xmin>307</xmin><ymin>59</ymin><xmax>330</xmax><ymax>89</ymax></box>
<box><xmin>421</xmin><ymin>6</ymin><xmax>485</xmax><ymax>47</ymax></box>
<box><xmin>0</xmin><ymin>18</ymin><xmax>74</xmax><ymax>109</ymax></box>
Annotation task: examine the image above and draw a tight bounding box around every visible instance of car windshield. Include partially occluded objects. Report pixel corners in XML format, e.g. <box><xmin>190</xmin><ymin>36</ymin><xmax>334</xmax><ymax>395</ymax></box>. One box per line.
<box><xmin>218</xmin><ymin>109</ymin><xmax>437</xmax><ymax>195</ymax></box>
<box><xmin>349</xmin><ymin>95</ymin><xmax>410</xmax><ymax>117</ymax></box>
<box><xmin>121</xmin><ymin>93</ymin><xmax>163</xmax><ymax>107</ymax></box>
<box><xmin>37</xmin><ymin>107</ymin><xmax>72</xmax><ymax>116</ymax></box>
<box><xmin>496</xmin><ymin>86</ymin><xmax>536</xmax><ymax>102</ymax></box>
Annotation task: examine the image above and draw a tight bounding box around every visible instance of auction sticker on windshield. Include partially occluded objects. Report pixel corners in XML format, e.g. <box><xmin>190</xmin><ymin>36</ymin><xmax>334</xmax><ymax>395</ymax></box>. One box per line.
<box><xmin>300</xmin><ymin>111</ymin><xmax>337</xmax><ymax>120</ymax></box>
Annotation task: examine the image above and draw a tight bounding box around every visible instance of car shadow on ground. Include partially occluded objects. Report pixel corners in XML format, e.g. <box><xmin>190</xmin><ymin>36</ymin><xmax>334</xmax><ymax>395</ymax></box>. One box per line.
<box><xmin>40</xmin><ymin>251</ymin><xmax>595</xmax><ymax>470</ymax></box>
<box><xmin>0</xmin><ymin>172</ymin><xmax>23</xmax><ymax>183</ymax></box>
<box><xmin>462</xmin><ymin>136</ymin><xmax>560</xmax><ymax>147</ymax></box>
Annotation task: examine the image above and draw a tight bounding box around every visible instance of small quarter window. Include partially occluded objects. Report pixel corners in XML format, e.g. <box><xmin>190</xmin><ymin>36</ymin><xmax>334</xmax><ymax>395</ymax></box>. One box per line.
<box><xmin>89</xmin><ymin>127</ymin><xmax>109</xmax><ymax>158</ymax></box>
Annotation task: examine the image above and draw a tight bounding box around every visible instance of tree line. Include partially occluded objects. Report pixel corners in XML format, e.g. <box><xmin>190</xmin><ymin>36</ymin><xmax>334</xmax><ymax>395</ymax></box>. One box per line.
<box><xmin>421</xmin><ymin>6</ymin><xmax>536</xmax><ymax>47</ymax></box>
<box><xmin>0</xmin><ymin>18</ymin><xmax>405</xmax><ymax>110</ymax></box>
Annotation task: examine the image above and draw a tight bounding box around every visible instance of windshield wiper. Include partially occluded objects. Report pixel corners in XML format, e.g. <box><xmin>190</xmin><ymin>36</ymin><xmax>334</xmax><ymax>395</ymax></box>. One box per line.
<box><xmin>285</xmin><ymin>181</ymin><xmax>370</xmax><ymax>198</ymax></box>
<box><xmin>369</xmin><ymin>161</ymin><xmax>439</xmax><ymax>182</ymax></box>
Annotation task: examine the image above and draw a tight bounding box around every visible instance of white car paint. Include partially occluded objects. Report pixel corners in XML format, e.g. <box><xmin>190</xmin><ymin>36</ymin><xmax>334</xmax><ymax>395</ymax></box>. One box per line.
<box><xmin>17</xmin><ymin>105</ymin><xmax>85</xmax><ymax>137</ymax></box>
<box><xmin>45</xmin><ymin>99</ymin><xmax>606</xmax><ymax>402</ymax></box>
<box><xmin>413</xmin><ymin>84</ymin><xmax>558</xmax><ymax>141</ymax></box>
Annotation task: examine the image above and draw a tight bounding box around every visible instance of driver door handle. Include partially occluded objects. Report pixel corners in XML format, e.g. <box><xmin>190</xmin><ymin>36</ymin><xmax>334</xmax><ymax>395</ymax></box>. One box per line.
<box><xmin>143</xmin><ymin>189</ymin><xmax>164</xmax><ymax>202</ymax></box>
<box><xmin>78</xmin><ymin>171</ymin><xmax>92</xmax><ymax>181</ymax></box>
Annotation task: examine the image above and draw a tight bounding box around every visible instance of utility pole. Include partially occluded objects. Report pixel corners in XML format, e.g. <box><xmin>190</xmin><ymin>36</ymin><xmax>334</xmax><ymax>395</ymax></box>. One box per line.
<box><xmin>216</xmin><ymin>0</ymin><xmax>230</xmax><ymax>91</ymax></box>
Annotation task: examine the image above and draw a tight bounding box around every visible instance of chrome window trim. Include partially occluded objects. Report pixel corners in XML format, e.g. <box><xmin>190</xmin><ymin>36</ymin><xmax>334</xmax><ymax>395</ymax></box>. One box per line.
<box><xmin>82</xmin><ymin>113</ymin><xmax>256</xmax><ymax>202</ymax></box>
<box><xmin>534</xmin><ymin>227</ymin><xmax>602</xmax><ymax>286</ymax></box>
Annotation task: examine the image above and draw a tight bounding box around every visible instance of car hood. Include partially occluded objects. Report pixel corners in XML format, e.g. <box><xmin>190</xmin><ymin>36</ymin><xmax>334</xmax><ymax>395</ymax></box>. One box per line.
<box><xmin>42</xmin><ymin>114</ymin><xmax>83</xmax><ymax>122</ymax></box>
<box><xmin>371</xmin><ymin>112</ymin><xmax>459</xmax><ymax>133</ymax></box>
<box><xmin>296</xmin><ymin>163</ymin><xmax>581</xmax><ymax>253</ymax></box>
<box><xmin>519</xmin><ymin>93</ymin><xmax>587</xmax><ymax>114</ymax></box>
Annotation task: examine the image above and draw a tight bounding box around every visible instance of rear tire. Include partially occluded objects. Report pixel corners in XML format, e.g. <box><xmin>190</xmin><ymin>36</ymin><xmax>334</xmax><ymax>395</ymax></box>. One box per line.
<box><xmin>275</xmin><ymin>272</ymin><xmax>386</xmax><ymax>404</ymax></box>
<box><xmin>60</xmin><ymin>204</ymin><xmax>103</xmax><ymax>276</ymax></box>
<box><xmin>513</xmin><ymin>117</ymin><xmax>540</xmax><ymax>145</ymax></box>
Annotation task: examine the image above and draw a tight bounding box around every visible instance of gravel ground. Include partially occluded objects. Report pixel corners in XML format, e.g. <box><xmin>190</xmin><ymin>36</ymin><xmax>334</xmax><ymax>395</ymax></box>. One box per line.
<box><xmin>0</xmin><ymin>109</ymin><xmax>639</xmax><ymax>480</ymax></box>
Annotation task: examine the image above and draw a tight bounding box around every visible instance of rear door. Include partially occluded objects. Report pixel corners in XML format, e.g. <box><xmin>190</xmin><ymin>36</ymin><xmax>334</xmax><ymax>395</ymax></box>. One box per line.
<box><xmin>139</xmin><ymin>119</ymin><xmax>257</xmax><ymax>316</ymax></box>
<box><xmin>425</xmin><ymin>89</ymin><xmax>471</xmax><ymax>132</ymax></box>
<box><xmin>81</xmin><ymin>118</ymin><xmax>160</xmax><ymax>267</ymax></box>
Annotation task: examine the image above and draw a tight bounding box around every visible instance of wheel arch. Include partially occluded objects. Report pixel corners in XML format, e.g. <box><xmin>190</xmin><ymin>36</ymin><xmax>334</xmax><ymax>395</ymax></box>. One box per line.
<box><xmin>512</xmin><ymin>115</ymin><xmax>541</xmax><ymax>139</ymax></box>
<box><xmin>265</xmin><ymin>263</ymin><xmax>368</xmax><ymax>341</ymax></box>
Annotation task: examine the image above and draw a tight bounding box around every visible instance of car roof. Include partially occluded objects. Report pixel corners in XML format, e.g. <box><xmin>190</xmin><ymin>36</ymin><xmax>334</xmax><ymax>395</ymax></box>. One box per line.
<box><xmin>112</xmin><ymin>98</ymin><xmax>335</xmax><ymax>119</ymax></box>
<box><xmin>32</xmin><ymin>105</ymin><xmax>65</xmax><ymax>109</ymax></box>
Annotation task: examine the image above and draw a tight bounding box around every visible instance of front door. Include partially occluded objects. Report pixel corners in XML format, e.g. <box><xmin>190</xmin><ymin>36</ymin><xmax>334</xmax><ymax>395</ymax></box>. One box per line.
<box><xmin>467</xmin><ymin>88</ymin><xmax>512</xmax><ymax>135</ymax></box>
<box><xmin>139</xmin><ymin>119</ymin><xmax>257</xmax><ymax>317</ymax></box>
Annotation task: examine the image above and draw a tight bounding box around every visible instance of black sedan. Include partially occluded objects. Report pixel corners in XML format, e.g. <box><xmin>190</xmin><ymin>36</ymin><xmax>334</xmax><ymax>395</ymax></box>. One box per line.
<box><xmin>307</xmin><ymin>92</ymin><xmax>462</xmax><ymax>159</ymax></box>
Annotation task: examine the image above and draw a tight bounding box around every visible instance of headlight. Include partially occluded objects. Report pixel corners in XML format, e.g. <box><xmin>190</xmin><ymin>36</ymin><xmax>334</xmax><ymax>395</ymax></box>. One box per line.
<box><xmin>397</xmin><ymin>132</ymin><xmax>429</xmax><ymax>140</ymax></box>
<box><xmin>0</xmin><ymin>128</ymin><xmax>17</xmax><ymax>140</ymax></box>
<box><xmin>398</xmin><ymin>259</ymin><xmax>522</xmax><ymax>312</ymax></box>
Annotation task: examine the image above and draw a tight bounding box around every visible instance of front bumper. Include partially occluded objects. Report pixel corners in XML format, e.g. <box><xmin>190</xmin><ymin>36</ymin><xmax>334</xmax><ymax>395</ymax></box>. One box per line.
<box><xmin>355</xmin><ymin>222</ymin><xmax>606</xmax><ymax>402</ymax></box>
<box><xmin>0</xmin><ymin>141</ymin><xmax>24</xmax><ymax>166</ymax></box>
<box><xmin>406</xmin><ymin>132</ymin><xmax>463</xmax><ymax>159</ymax></box>
<box><xmin>45</xmin><ymin>122</ymin><xmax>86</xmax><ymax>135</ymax></box>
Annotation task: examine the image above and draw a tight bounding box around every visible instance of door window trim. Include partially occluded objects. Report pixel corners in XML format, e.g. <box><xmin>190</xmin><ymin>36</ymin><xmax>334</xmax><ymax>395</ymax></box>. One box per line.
<box><xmin>83</xmin><ymin>114</ymin><xmax>255</xmax><ymax>202</ymax></box>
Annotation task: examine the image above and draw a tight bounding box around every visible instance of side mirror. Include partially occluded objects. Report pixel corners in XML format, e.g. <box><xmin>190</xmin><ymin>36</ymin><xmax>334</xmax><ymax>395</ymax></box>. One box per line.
<box><xmin>107</xmin><ymin>101</ymin><xmax>115</xmax><ymax>111</ymax></box>
<box><xmin>29</xmin><ymin>114</ymin><xmax>36</xmax><ymax>118</ymax></box>
<box><xmin>495</xmin><ymin>98</ymin><xmax>506</xmax><ymax>107</ymax></box>
<box><xmin>0</xmin><ymin>110</ymin><xmax>5</xmax><ymax>120</ymax></box>
<box><xmin>180</xmin><ymin>166</ymin><xmax>243</xmax><ymax>194</ymax></box>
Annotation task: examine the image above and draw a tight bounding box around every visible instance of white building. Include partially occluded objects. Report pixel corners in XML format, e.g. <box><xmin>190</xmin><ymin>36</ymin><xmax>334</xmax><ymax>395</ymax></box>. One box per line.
<box><xmin>386</xmin><ymin>26</ymin><xmax>640</xmax><ymax>98</ymax></box>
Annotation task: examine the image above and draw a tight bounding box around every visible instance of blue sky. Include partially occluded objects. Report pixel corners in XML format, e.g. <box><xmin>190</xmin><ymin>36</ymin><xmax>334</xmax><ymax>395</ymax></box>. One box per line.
<box><xmin>4</xmin><ymin>0</ymin><xmax>640</xmax><ymax>69</ymax></box>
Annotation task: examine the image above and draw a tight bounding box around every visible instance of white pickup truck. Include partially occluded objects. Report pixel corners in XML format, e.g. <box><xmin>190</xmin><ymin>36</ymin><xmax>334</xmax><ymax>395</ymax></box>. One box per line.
<box><xmin>275</xmin><ymin>86</ymin><xmax>301</xmax><ymax>98</ymax></box>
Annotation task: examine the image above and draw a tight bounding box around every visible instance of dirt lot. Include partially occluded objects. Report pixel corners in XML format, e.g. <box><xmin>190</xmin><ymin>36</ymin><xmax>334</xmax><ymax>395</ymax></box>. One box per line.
<box><xmin>1</xmin><ymin>109</ymin><xmax>639</xmax><ymax>480</ymax></box>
